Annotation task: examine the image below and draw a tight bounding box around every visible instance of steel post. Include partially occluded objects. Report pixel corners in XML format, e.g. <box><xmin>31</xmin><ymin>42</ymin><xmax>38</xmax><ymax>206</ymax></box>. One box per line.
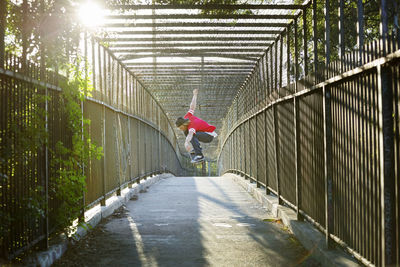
<box><xmin>303</xmin><ymin>8</ymin><xmax>308</xmax><ymax>77</ymax></box>
<box><xmin>312</xmin><ymin>0</ymin><xmax>318</xmax><ymax>82</ymax></box>
<box><xmin>294</xmin><ymin>18</ymin><xmax>299</xmax><ymax>92</ymax></box>
<box><xmin>325</xmin><ymin>0</ymin><xmax>331</xmax><ymax>78</ymax></box>
<box><xmin>40</xmin><ymin>32</ymin><xmax>49</xmax><ymax>250</ymax></box>
<box><xmin>273</xmin><ymin>105</ymin><xmax>281</xmax><ymax>204</ymax></box>
<box><xmin>323</xmin><ymin>85</ymin><xmax>334</xmax><ymax>249</ymax></box>
<box><xmin>264</xmin><ymin>110</ymin><xmax>270</xmax><ymax>194</ymax></box>
<box><xmin>294</xmin><ymin>97</ymin><xmax>303</xmax><ymax>220</ymax></box>
<box><xmin>377</xmin><ymin>64</ymin><xmax>396</xmax><ymax>266</ymax></box>
<box><xmin>0</xmin><ymin>0</ymin><xmax>6</xmax><ymax>68</ymax></box>
<box><xmin>357</xmin><ymin>0</ymin><xmax>364</xmax><ymax>65</ymax></box>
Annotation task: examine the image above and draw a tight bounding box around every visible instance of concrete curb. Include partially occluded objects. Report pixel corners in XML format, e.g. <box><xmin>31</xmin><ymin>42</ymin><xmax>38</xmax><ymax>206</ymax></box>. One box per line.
<box><xmin>30</xmin><ymin>173</ymin><xmax>174</xmax><ymax>267</ymax></box>
<box><xmin>224</xmin><ymin>173</ymin><xmax>361</xmax><ymax>267</ymax></box>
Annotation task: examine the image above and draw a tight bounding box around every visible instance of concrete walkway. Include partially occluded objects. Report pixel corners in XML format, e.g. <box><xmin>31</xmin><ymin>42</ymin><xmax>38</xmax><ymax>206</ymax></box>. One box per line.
<box><xmin>54</xmin><ymin>176</ymin><xmax>318</xmax><ymax>267</ymax></box>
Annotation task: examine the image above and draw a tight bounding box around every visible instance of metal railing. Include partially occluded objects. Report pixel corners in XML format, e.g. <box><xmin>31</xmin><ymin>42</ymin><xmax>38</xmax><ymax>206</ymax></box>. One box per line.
<box><xmin>0</xmin><ymin>36</ymin><xmax>184</xmax><ymax>259</ymax></box>
<box><xmin>218</xmin><ymin>36</ymin><xmax>400</xmax><ymax>267</ymax></box>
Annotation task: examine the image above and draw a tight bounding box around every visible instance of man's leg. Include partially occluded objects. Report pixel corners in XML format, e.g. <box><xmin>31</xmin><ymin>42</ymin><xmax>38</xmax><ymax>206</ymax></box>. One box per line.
<box><xmin>195</xmin><ymin>132</ymin><xmax>214</xmax><ymax>143</ymax></box>
<box><xmin>190</xmin><ymin>134</ymin><xmax>203</xmax><ymax>156</ymax></box>
<box><xmin>190</xmin><ymin>132</ymin><xmax>214</xmax><ymax>157</ymax></box>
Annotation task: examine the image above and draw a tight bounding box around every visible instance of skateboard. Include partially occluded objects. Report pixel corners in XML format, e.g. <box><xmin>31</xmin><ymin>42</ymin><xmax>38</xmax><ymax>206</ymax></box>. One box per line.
<box><xmin>190</xmin><ymin>152</ymin><xmax>205</xmax><ymax>164</ymax></box>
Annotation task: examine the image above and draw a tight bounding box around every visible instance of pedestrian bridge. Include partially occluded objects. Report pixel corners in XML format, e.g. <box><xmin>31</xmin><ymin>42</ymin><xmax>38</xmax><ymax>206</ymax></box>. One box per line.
<box><xmin>1</xmin><ymin>1</ymin><xmax>399</xmax><ymax>266</ymax></box>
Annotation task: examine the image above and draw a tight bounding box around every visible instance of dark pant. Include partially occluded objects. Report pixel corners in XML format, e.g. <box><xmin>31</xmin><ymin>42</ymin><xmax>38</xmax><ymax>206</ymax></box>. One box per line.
<box><xmin>186</xmin><ymin>132</ymin><xmax>214</xmax><ymax>156</ymax></box>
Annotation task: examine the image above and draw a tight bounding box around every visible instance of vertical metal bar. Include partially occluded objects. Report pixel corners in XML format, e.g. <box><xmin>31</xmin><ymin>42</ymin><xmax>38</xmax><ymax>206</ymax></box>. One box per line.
<box><xmin>274</xmin><ymin>41</ymin><xmax>278</xmax><ymax>92</ymax></box>
<box><xmin>21</xmin><ymin>0</ymin><xmax>28</xmax><ymax>71</ymax></box>
<box><xmin>97</xmin><ymin>45</ymin><xmax>102</xmax><ymax>101</ymax></box>
<box><xmin>116</xmin><ymin>113</ymin><xmax>122</xmax><ymax>195</ymax></box>
<box><xmin>273</xmin><ymin>105</ymin><xmax>281</xmax><ymax>204</ymax></box>
<box><xmin>279</xmin><ymin>33</ymin><xmax>283</xmax><ymax>90</ymax></box>
<box><xmin>380</xmin><ymin>1</ymin><xmax>395</xmax><ymax>264</ymax></box>
<box><xmin>339</xmin><ymin>0</ymin><xmax>345</xmax><ymax>68</ymax></box>
<box><xmin>0</xmin><ymin>0</ymin><xmax>6</xmax><ymax>68</ymax></box>
<box><xmin>91</xmin><ymin>37</ymin><xmax>96</xmax><ymax>92</ymax></box>
<box><xmin>325</xmin><ymin>0</ymin><xmax>331</xmax><ymax>79</ymax></box>
<box><xmin>201</xmin><ymin>56</ymin><xmax>204</xmax><ymax>92</ymax></box>
<box><xmin>121</xmin><ymin>70</ymin><xmax>124</xmax><ymax>112</ymax></box>
<box><xmin>357</xmin><ymin>0</ymin><xmax>365</xmax><ymax>65</ymax></box>
<box><xmin>248</xmin><ymin>118</ymin><xmax>251</xmax><ymax>180</ymax></box>
<box><xmin>294</xmin><ymin>18</ymin><xmax>299</xmax><ymax>92</ymax></box>
<box><xmin>323</xmin><ymin>84</ymin><xmax>334</xmax><ymax>249</ymax></box>
<box><xmin>81</xmin><ymin>31</ymin><xmax>88</xmax><ymax>218</ymax></box>
<box><xmin>101</xmin><ymin>105</ymin><xmax>106</xmax><ymax>206</ymax></box>
<box><xmin>130</xmin><ymin>75</ymin><xmax>133</xmax><ymax>114</ymax></box>
<box><xmin>294</xmin><ymin>97</ymin><xmax>302</xmax><ymax>220</ymax></box>
<box><xmin>380</xmin><ymin>0</ymin><xmax>389</xmax><ymax>56</ymax></box>
<box><xmin>377</xmin><ymin>62</ymin><xmax>396</xmax><ymax>265</ymax></box>
<box><xmin>108</xmin><ymin>53</ymin><xmax>112</xmax><ymax>104</ymax></box>
<box><xmin>158</xmin><ymin>109</ymin><xmax>161</xmax><ymax>173</ymax></box>
<box><xmin>116</xmin><ymin>64</ymin><xmax>120</xmax><ymax>109</ymax></box>
<box><xmin>395</xmin><ymin>1</ymin><xmax>400</xmax><ymax>47</ymax></box>
<box><xmin>312</xmin><ymin>0</ymin><xmax>318</xmax><ymax>82</ymax></box>
<box><xmin>261</xmin><ymin>55</ymin><xmax>267</xmax><ymax>100</ymax></box>
<box><xmin>303</xmin><ymin>8</ymin><xmax>308</xmax><ymax>77</ymax></box>
<box><xmin>265</xmin><ymin>52</ymin><xmax>270</xmax><ymax>97</ymax></box>
<box><xmin>137</xmin><ymin>120</ymin><xmax>141</xmax><ymax>183</ymax></box>
<box><xmin>103</xmin><ymin>48</ymin><xmax>107</xmax><ymax>102</ymax></box>
<box><xmin>264</xmin><ymin>110</ymin><xmax>270</xmax><ymax>194</ymax></box>
<box><xmin>269</xmin><ymin>47</ymin><xmax>273</xmax><ymax>93</ymax></box>
<box><xmin>256</xmin><ymin>114</ymin><xmax>260</xmax><ymax>187</ymax></box>
<box><xmin>40</xmin><ymin>32</ymin><xmax>49</xmax><ymax>249</ymax></box>
<box><xmin>287</xmin><ymin>24</ymin><xmax>291</xmax><ymax>87</ymax></box>
<box><xmin>128</xmin><ymin>116</ymin><xmax>132</xmax><ymax>187</ymax></box>
<box><xmin>244</xmin><ymin>119</ymin><xmax>247</xmax><ymax>179</ymax></box>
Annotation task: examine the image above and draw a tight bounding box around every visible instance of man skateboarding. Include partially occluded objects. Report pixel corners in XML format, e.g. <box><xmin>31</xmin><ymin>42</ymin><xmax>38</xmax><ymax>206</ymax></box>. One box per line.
<box><xmin>175</xmin><ymin>89</ymin><xmax>218</xmax><ymax>164</ymax></box>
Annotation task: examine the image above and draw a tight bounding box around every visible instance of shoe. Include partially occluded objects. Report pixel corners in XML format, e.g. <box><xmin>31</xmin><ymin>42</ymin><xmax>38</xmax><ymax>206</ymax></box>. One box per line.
<box><xmin>191</xmin><ymin>155</ymin><xmax>205</xmax><ymax>164</ymax></box>
<box><xmin>189</xmin><ymin>150</ymin><xmax>196</xmax><ymax>160</ymax></box>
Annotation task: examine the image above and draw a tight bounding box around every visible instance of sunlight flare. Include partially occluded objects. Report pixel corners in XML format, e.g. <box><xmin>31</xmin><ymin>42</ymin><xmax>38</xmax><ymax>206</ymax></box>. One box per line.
<box><xmin>78</xmin><ymin>1</ymin><xmax>104</xmax><ymax>28</ymax></box>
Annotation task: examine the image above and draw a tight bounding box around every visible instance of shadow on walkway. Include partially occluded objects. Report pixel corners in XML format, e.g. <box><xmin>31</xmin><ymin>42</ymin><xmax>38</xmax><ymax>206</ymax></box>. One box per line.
<box><xmin>54</xmin><ymin>176</ymin><xmax>320</xmax><ymax>267</ymax></box>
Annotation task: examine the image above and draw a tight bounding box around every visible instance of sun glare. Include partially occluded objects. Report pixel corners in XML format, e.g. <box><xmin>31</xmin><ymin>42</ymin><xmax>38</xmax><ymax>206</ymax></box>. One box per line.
<box><xmin>78</xmin><ymin>2</ymin><xmax>104</xmax><ymax>28</ymax></box>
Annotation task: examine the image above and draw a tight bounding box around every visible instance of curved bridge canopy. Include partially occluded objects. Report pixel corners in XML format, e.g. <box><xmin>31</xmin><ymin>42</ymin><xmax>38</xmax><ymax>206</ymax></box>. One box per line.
<box><xmin>98</xmin><ymin>3</ymin><xmax>306</xmax><ymax>159</ymax></box>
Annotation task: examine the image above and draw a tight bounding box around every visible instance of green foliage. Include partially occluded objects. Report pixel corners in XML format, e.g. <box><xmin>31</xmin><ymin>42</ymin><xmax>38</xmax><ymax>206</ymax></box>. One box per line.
<box><xmin>50</xmin><ymin>61</ymin><xmax>103</xmax><ymax>232</ymax></box>
<box><xmin>0</xmin><ymin>62</ymin><xmax>103</xmax><ymax>247</ymax></box>
<box><xmin>5</xmin><ymin>0</ymin><xmax>83</xmax><ymax>68</ymax></box>
<box><xmin>0</xmin><ymin>92</ymin><xmax>50</xmax><ymax>253</ymax></box>
<box><xmin>292</xmin><ymin>0</ymin><xmax>383</xmax><ymax>69</ymax></box>
<box><xmin>3</xmin><ymin>0</ymin><xmax>104</xmax><ymax>244</ymax></box>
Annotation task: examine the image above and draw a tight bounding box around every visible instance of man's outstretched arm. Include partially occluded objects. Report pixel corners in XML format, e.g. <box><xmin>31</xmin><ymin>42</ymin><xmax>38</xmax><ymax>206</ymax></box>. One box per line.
<box><xmin>189</xmin><ymin>89</ymin><xmax>198</xmax><ymax>113</ymax></box>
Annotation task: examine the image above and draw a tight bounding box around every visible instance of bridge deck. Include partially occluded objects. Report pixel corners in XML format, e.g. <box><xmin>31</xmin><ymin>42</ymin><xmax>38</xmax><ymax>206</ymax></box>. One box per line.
<box><xmin>54</xmin><ymin>176</ymin><xmax>317</xmax><ymax>266</ymax></box>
